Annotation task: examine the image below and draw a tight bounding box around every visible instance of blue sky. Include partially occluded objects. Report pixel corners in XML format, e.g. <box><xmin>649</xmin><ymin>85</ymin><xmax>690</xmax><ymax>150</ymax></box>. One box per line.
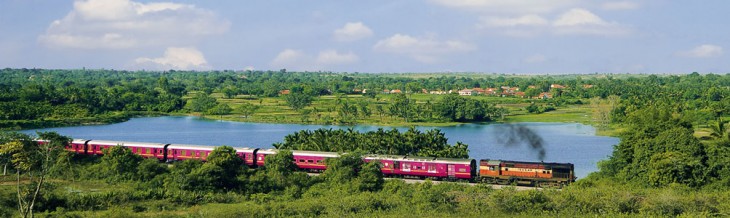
<box><xmin>0</xmin><ymin>0</ymin><xmax>728</xmax><ymax>74</ymax></box>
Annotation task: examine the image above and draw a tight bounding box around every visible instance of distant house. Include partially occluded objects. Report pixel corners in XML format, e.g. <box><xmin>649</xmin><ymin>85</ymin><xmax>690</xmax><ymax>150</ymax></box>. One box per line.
<box><xmin>582</xmin><ymin>84</ymin><xmax>594</xmax><ymax>89</ymax></box>
<box><xmin>537</xmin><ymin>92</ymin><xmax>553</xmax><ymax>99</ymax></box>
<box><xmin>514</xmin><ymin>92</ymin><xmax>526</xmax><ymax>98</ymax></box>
<box><xmin>485</xmin><ymin>88</ymin><xmax>498</xmax><ymax>95</ymax></box>
<box><xmin>550</xmin><ymin>84</ymin><xmax>566</xmax><ymax>89</ymax></box>
<box><xmin>279</xmin><ymin>90</ymin><xmax>291</xmax><ymax>95</ymax></box>
<box><xmin>459</xmin><ymin>89</ymin><xmax>475</xmax><ymax>96</ymax></box>
<box><xmin>430</xmin><ymin>90</ymin><xmax>447</xmax><ymax>95</ymax></box>
<box><xmin>422</xmin><ymin>89</ymin><xmax>428</xmax><ymax>94</ymax></box>
<box><xmin>509</xmin><ymin>87</ymin><xmax>520</xmax><ymax>92</ymax></box>
<box><xmin>353</xmin><ymin>88</ymin><xmax>362</xmax><ymax>93</ymax></box>
<box><xmin>390</xmin><ymin>89</ymin><xmax>402</xmax><ymax>94</ymax></box>
<box><xmin>472</xmin><ymin>88</ymin><xmax>486</xmax><ymax>95</ymax></box>
<box><xmin>383</xmin><ymin>89</ymin><xmax>390</xmax><ymax>94</ymax></box>
<box><xmin>528</xmin><ymin>85</ymin><xmax>537</xmax><ymax>89</ymax></box>
<box><xmin>362</xmin><ymin>89</ymin><xmax>368</xmax><ymax>94</ymax></box>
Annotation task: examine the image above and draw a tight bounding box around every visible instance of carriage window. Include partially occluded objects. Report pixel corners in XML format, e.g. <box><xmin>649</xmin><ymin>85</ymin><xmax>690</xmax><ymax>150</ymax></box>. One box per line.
<box><xmin>258</xmin><ymin>156</ymin><xmax>262</xmax><ymax>161</ymax></box>
<box><xmin>316</xmin><ymin>160</ymin><xmax>322</xmax><ymax>164</ymax></box>
<box><xmin>384</xmin><ymin>163</ymin><xmax>389</xmax><ymax>167</ymax></box>
<box><xmin>459</xmin><ymin>168</ymin><xmax>466</xmax><ymax>172</ymax></box>
<box><xmin>146</xmin><ymin>148</ymin><xmax>151</xmax><ymax>154</ymax></box>
<box><xmin>428</xmin><ymin>165</ymin><xmax>436</xmax><ymax>172</ymax></box>
<box><xmin>403</xmin><ymin>163</ymin><xmax>411</xmax><ymax>171</ymax></box>
<box><xmin>505</xmin><ymin>168</ymin><xmax>509</xmax><ymax>171</ymax></box>
<box><xmin>489</xmin><ymin>166</ymin><xmax>496</xmax><ymax>171</ymax></box>
<box><xmin>299</xmin><ymin>159</ymin><xmax>305</xmax><ymax>163</ymax></box>
<box><xmin>307</xmin><ymin>160</ymin><xmax>314</xmax><ymax>163</ymax></box>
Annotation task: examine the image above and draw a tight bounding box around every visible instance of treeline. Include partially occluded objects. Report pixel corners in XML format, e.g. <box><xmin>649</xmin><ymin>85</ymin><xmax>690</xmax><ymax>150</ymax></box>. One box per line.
<box><xmin>3</xmin><ymin>69</ymin><xmax>730</xmax><ymax>128</ymax></box>
<box><xmin>273</xmin><ymin>127</ymin><xmax>469</xmax><ymax>158</ymax></box>
<box><xmin>0</xmin><ymin>69</ymin><xmax>186</xmax><ymax>129</ymax></box>
<box><xmin>597</xmin><ymin>105</ymin><xmax>730</xmax><ymax>189</ymax></box>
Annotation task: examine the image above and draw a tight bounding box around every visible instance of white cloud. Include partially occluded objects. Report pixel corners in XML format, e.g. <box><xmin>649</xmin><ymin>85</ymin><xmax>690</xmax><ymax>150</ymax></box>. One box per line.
<box><xmin>271</xmin><ymin>49</ymin><xmax>359</xmax><ymax>70</ymax></box>
<box><xmin>135</xmin><ymin>47</ymin><xmax>210</xmax><ymax>70</ymax></box>
<box><xmin>478</xmin><ymin>8</ymin><xmax>629</xmax><ymax>37</ymax></box>
<box><xmin>271</xmin><ymin>49</ymin><xmax>309</xmax><ymax>69</ymax></box>
<box><xmin>316</xmin><ymin>50</ymin><xmax>359</xmax><ymax>65</ymax></box>
<box><xmin>553</xmin><ymin>8</ymin><xmax>609</xmax><ymax>26</ymax></box>
<box><xmin>430</xmin><ymin>0</ymin><xmax>576</xmax><ymax>14</ymax></box>
<box><xmin>373</xmin><ymin>34</ymin><xmax>476</xmax><ymax>63</ymax></box>
<box><xmin>479</xmin><ymin>15</ymin><xmax>549</xmax><ymax>27</ymax></box>
<box><xmin>601</xmin><ymin>1</ymin><xmax>639</xmax><ymax>11</ymax></box>
<box><xmin>334</xmin><ymin>22</ymin><xmax>373</xmax><ymax>42</ymax></box>
<box><xmin>39</xmin><ymin>0</ymin><xmax>229</xmax><ymax>49</ymax></box>
<box><xmin>678</xmin><ymin>44</ymin><xmax>723</xmax><ymax>58</ymax></box>
<box><xmin>552</xmin><ymin>8</ymin><xmax>629</xmax><ymax>36</ymax></box>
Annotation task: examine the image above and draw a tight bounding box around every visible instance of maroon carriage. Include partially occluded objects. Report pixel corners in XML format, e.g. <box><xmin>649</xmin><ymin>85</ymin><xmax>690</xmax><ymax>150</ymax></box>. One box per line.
<box><xmin>167</xmin><ymin>144</ymin><xmax>216</xmax><ymax>161</ymax></box>
<box><xmin>236</xmin><ymin>147</ymin><xmax>257</xmax><ymax>167</ymax></box>
<box><xmin>255</xmin><ymin>149</ymin><xmax>277</xmax><ymax>167</ymax></box>
<box><xmin>86</xmin><ymin>140</ymin><xmax>166</xmax><ymax>159</ymax></box>
<box><xmin>65</xmin><ymin>139</ymin><xmax>88</xmax><ymax>154</ymax></box>
<box><xmin>365</xmin><ymin>155</ymin><xmax>475</xmax><ymax>180</ymax></box>
<box><xmin>292</xmin><ymin>150</ymin><xmax>340</xmax><ymax>172</ymax></box>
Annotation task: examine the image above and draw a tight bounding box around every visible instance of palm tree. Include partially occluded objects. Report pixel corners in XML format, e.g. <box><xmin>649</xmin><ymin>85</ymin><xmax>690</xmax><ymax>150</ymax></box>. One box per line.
<box><xmin>709</xmin><ymin>118</ymin><xmax>729</xmax><ymax>140</ymax></box>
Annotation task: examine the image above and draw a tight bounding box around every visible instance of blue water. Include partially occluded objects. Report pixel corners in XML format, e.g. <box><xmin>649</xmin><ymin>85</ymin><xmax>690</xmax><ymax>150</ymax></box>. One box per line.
<box><xmin>21</xmin><ymin>116</ymin><xmax>618</xmax><ymax>179</ymax></box>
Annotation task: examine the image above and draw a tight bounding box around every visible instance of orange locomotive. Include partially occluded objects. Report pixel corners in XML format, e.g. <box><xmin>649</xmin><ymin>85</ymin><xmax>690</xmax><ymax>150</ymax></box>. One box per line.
<box><xmin>479</xmin><ymin>159</ymin><xmax>575</xmax><ymax>188</ymax></box>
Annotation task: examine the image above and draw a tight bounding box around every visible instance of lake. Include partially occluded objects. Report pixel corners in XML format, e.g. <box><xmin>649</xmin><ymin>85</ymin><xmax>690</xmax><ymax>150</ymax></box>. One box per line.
<box><xmin>22</xmin><ymin>116</ymin><xmax>619</xmax><ymax>179</ymax></box>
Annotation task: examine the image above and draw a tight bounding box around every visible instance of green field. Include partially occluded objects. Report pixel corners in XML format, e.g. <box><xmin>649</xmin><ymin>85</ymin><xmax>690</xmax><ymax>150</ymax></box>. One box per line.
<box><xmin>197</xmin><ymin>93</ymin><xmax>595</xmax><ymax>124</ymax></box>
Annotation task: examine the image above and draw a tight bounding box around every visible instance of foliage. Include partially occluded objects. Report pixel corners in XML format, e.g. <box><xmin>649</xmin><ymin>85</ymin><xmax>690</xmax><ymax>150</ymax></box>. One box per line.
<box><xmin>94</xmin><ymin>146</ymin><xmax>144</xmax><ymax>182</ymax></box>
<box><xmin>236</xmin><ymin>102</ymin><xmax>260</xmax><ymax>118</ymax></box>
<box><xmin>600</xmin><ymin>106</ymin><xmax>712</xmax><ymax>187</ymax></box>
<box><xmin>0</xmin><ymin>131</ymin><xmax>70</xmax><ymax>218</ymax></box>
<box><xmin>274</xmin><ymin>127</ymin><xmax>469</xmax><ymax>158</ymax></box>
<box><xmin>285</xmin><ymin>92</ymin><xmax>313</xmax><ymax>111</ymax></box>
<box><xmin>186</xmin><ymin>92</ymin><xmax>218</xmax><ymax>113</ymax></box>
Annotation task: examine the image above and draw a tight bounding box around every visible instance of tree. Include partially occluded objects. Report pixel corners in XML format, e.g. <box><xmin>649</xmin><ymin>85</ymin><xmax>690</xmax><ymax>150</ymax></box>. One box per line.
<box><xmin>389</xmin><ymin>94</ymin><xmax>414</xmax><ymax>122</ymax></box>
<box><xmin>358</xmin><ymin>160</ymin><xmax>384</xmax><ymax>191</ymax></box>
<box><xmin>196</xmin><ymin>146</ymin><xmax>244</xmax><ymax>191</ymax></box>
<box><xmin>358</xmin><ymin>100</ymin><xmax>371</xmax><ymax>118</ymax></box>
<box><xmin>98</xmin><ymin>145</ymin><xmax>143</xmax><ymax>182</ymax></box>
<box><xmin>207</xmin><ymin>103</ymin><xmax>233</xmax><ymax>117</ymax></box>
<box><xmin>222</xmin><ymin>87</ymin><xmax>238</xmax><ymax>99</ymax></box>
<box><xmin>137</xmin><ymin>158</ymin><xmax>168</xmax><ymax>181</ymax></box>
<box><xmin>237</xmin><ymin>102</ymin><xmax>260</xmax><ymax>118</ymax></box>
<box><xmin>709</xmin><ymin>118</ymin><xmax>729</xmax><ymax>140</ymax></box>
<box><xmin>285</xmin><ymin>92</ymin><xmax>313</xmax><ymax>111</ymax></box>
<box><xmin>186</xmin><ymin>92</ymin><xmax>218</xmax><ymax>113</ymax></box>
<box><xmin>0</xmin><ymin>132</ymin><xmax>70</xmax><ymax>218</ymax></box>
<box><xmin>262</xmin><ymin>150</ymin><xmax>298</xmax><ymax>191</ymax></box>
<box><xmin>323</xmin><ymin>151</ymin><xmax>364</xmax><ymax>184</ymax></box>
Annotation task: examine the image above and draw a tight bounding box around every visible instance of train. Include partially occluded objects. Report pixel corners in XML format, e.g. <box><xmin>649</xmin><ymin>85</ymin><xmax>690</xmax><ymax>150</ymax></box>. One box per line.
<box><xmin>54</xmin><ymin>139</ymin><xmax>576</xmax><ymax>188</ymax></box>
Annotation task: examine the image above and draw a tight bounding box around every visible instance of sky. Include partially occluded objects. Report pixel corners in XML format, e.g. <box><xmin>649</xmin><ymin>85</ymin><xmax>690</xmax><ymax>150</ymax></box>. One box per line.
<box><xmin>0</xmin><ymin>0</ymin><xmax>728</xmax><ymax>74</ymax></box>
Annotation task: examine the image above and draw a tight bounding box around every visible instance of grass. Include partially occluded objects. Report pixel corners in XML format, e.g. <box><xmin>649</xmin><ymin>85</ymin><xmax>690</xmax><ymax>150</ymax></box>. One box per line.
<box><xmin>189</xmin><ymin>93</ymin><xmax>625</xmax><ymax>135</ymax></box>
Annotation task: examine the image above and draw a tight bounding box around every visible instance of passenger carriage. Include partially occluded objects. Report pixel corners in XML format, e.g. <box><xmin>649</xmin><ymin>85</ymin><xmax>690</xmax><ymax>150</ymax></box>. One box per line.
<box><xmin>236</xmin><ymin>147</ymin><xmax>258</xmax><ymax>167</ymax></box>
<box><xmin>365</xmin><ymin>155</ymin><xmax>476</xmax><ymax>180</ymax></box>
<box><xmin>255</xmin><ymin>149</ymin><xmax>278</xmax><ymax>166</ymax></box>
<box><xmin>167</xmin><ymin>144</ymin><xmax>216</xmax><ymax>161</ymax></box>
<box><xmin>291</xmin><ymin>150</ymin><xmax>339</xmax><ymax>172</ymax></box>
<box><xmin>86</xmin><ymin>140</ymin><xmax>167</xmax><ymax>159</ymax></box>
<box><xmin>65</xmin><ymin>139</ymin><xmax>88</xmax><ymax>154</ymax></box>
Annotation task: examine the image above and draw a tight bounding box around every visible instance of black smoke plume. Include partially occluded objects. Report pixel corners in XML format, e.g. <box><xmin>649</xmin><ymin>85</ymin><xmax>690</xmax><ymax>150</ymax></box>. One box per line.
<box><xmin>497</xmin><ymin>124</ymin><xmax>546</xmax><ymax>161</ymax></box>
